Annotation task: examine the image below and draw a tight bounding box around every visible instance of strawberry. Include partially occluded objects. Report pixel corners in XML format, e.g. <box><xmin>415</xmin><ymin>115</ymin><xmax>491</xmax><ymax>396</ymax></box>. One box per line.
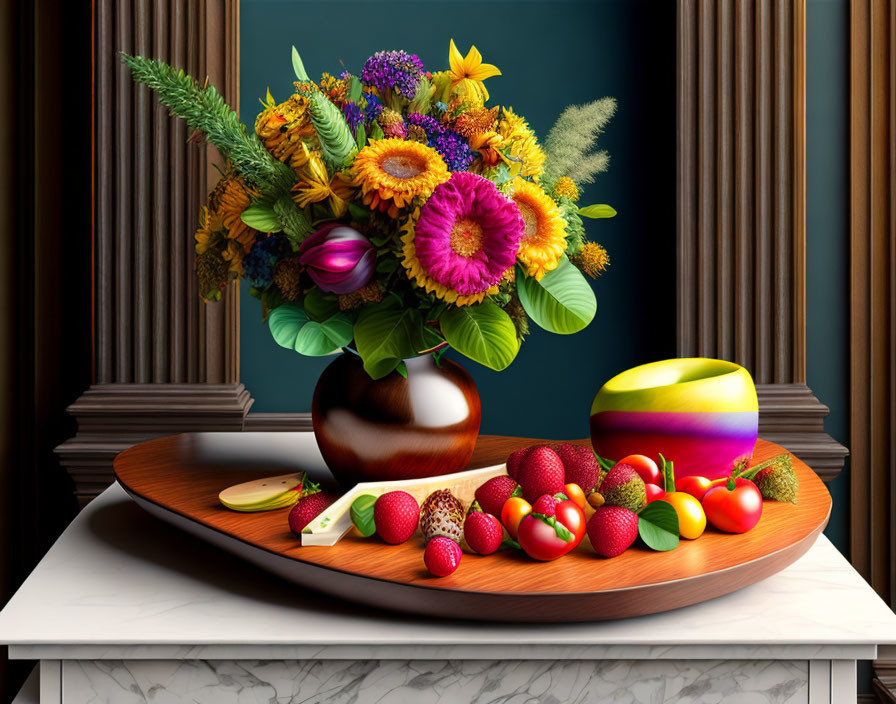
<box><xmin>463</xmin><ymin>506</ymin><xmax>503</xmax><ymax>555</ymax></box>
<box><xmin>288</xmin><ymin>492</ymin><xmax>337</xmax><ymax>538</ymax></box>
<box><xmin>587</xmin><ymin>505</ymin><xmax>639</xmax><ymax>558</ymax></box>
<box><xmin>531</xmin><ymin>494</ymin><xmax>560</xmax><ymax>517</ymax></box>
<box><xmin>424</xmin><ymin>536</ymin><xmax>463</xmax><ymax>576</ymax></box>
<box><xmin>374</xmin><ymin>491</ymin><xmax>420</xmax><ymax>544</ymax></box>
<box><xmin>599</xmin><ymin>463</ymin><xmax>647</xmax><ymax>512</ymax></box>
<box><xmin>553</xmin><ymin>443</ymin><xmax>601</xmax><ymax>492</ymax></box>
<box><xmin>474</xmin><ymin>475</ymin><xmax>520</xmax><ymax>516</ymax></box>
<box><xmin>506</xmin><ymin>446</ymin><xmax>533</xmax><ymax>479</ymax></box>
<box><xmin>516</xmin><ymin>446</ymin><xmax>566</xmax><ymax>503</ymax></box>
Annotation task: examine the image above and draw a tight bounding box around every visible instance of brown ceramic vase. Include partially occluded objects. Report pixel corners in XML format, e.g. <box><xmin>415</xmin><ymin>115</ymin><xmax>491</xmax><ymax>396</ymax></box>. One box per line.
<box><xmin>311</xmin><ymin>352</ymin><xmax>481</xmax><ymax>488</ymax></box>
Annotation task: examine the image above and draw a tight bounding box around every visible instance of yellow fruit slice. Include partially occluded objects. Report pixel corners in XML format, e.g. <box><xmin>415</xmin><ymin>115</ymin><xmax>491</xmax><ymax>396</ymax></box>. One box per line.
<box><xmin>219</xmin><ymin>472</ymin><xmax>305</xmax><ymax>512</ymax></box>
<box><xmin>301</xmin><ymin>464</ymin><xmax>506</xmax><ymax>547</ymax></box>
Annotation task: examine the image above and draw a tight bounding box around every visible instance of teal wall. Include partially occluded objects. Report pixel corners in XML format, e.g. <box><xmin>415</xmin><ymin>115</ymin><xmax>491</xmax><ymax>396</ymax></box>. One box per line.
<box><xmin>805</xmin><ymin>0</ymin><xmax>850</xmax><ymax>557</ymax></box>
<box><xmin>239</xmin><ymin>0</ymin><xmax>678</xmax><ymax>440</ymax></box>
<box><xmin>240</xmin><ymin>0</ymin><xmax>864</xmax><ymax>690</ymax></box>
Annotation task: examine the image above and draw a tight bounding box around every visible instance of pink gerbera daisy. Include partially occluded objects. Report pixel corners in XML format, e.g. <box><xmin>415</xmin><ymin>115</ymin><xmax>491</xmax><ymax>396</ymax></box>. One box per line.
<box><xmin>401</xmin><ymin>172</ymin><xmax>523</xmax><ymax>305</ymax></box>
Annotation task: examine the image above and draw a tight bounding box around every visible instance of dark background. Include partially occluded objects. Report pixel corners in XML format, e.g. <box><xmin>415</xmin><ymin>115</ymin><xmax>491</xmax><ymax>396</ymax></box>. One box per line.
<box><xmin>239</xmin><ymin>0</ymin><xmax>852</xmax><ymax>555</ymax></box>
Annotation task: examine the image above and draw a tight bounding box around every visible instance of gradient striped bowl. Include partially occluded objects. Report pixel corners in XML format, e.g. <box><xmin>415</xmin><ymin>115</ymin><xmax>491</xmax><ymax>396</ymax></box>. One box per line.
<box><xmin>590</xmin><ymin>358</ymin><xmax>758</xmax><ymax>480</ymax></box>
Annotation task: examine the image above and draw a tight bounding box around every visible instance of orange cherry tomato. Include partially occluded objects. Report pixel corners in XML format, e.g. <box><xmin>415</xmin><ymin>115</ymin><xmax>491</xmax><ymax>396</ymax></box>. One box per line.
<box><xmin>564</xmin><ymin>483</ymin><xmax>586</xmax><ymax>509</ymax></box>
<box><xmin>501</xmin><ymin>497</ymin><xmax>532</xmax><ymax>539</ymax></box>
<box><xmin>617</xmin><ymin>454</ymin><xmax>662</xmax><ymax>486</ymax></box>
<box><xmin>660</xmin><ymin>492</ymin><xmax>706</xmax><ymax>539</ymax></box>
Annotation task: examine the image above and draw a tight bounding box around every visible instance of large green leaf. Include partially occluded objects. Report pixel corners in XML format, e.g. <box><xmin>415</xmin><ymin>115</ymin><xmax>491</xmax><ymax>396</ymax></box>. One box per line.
<box><xmin>268</xmin><ymin>305</ymin><xmax>351</xmax><ymax>356</ymax></box>
<box><xmin>440</xmin><ymin>300</ymin><xmax>520</xmax><ymax>371</ymax></box>
<box><xmin>353</xmin><ymin>299</ymin><xmax>430</xmax><ymax>379</ymax></box>
<box><xmin>240</xmin><ymin>201</ymin><xmax>280</xmax><ymax>232</ymax></box>
<box><xmin>578</xmin><ymin>204</ymin><xmax>617</xmax><ymax>219</ymax></box>
<box><xmin>637</xmin><ymin>500</ymin><xmax>680</xmax><ymax>551</ymax></box>
<box><xmin>516</xmin><ymin>257</ymin><xmax>597</xmax><ymax>334</ymax></box>
<box><xmin>291</xmin><ymin>46</ymin><xmax>310</xmax><ymax>82</ymax></box>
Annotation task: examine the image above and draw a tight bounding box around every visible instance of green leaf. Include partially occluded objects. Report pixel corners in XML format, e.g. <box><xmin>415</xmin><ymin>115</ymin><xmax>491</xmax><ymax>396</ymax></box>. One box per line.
<box><xmin>350</xmin><ymin>494</ymin><xmax>377</xmax><ymax>537</ymax></box>
<box><xmin>348</xmin><ymin>203</ymin><xmax>372</xmax><ymax>223</ymax></box>
<box><xmin>535</xmin><ymin>514</ymin><xmax>574</xmax><ymax>542</ymax></box>
<box><xmin>240</xmin><ymin>201</ymin><xmax>281</xmax><ymax>232</ymax></box>
<box><xmin>353</xmin><ymin>299</ymin><xmax>430</xmax><ymax>379</ymax></box>
<box><xmin>273</xmin><ymin>196</ymin><xmax>312</xmax><ymax>245</ymax></box>
<box><xmin>516</xmin><ymin>257</ymin><xmax>597</xmax><ymax>334</ymax></box>
<box><xmin>294</xmin><ymin>314</ymin><xmax>353</xmax><ymax>356</ymax></box>
<box><xmin>638</xmin><ymin>500</ymin><xmax>680</xmax><ymax>551</ymax></box>
<box><xmin>439</xmin><ymin>299</ymin><xmax>520</xmax><ymax>371</ymax></box>
<box><xmin>578</xmin><ymin>204</ymin><xmax>617</xmax><ymax>219</ymax></box>
<box><xmin>368</xmin><ymin>120</ymin><xmax>384</xmax><ymax>141</ymax></box>
<box><xmin>355</xmin><ymin>123</ymin><xmax>366</xmax><ymax>150</ymax></box>
<box><xmin>291</xmin><ymin>46</ymin><xmax>310</xmax><ymax>82</ymax></box>
<box><xmin>348</xmin><ymin>75</ymin><xmax>362</xmax><ymax>103</ymax></box>
<box><xmin>268</xmin><ymin>305</ymin><xmax>351</xmax><ymax>356</ymax></box>
<box><xmin>303</xmin><ymin>288</ymin><xmax>339</xmax><ymax>321</ymax></box>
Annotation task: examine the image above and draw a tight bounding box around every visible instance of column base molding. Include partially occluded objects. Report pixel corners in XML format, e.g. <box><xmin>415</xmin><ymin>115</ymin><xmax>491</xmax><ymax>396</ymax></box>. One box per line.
<box><xmin>756</xmin><ymin>384</ymin><xmax>848</xmax><ymax>483</ymax></box>
<box><xmin>56</xmin><ymin>384</ymin><xmax>253</xmax><ymax>507</ymax></box>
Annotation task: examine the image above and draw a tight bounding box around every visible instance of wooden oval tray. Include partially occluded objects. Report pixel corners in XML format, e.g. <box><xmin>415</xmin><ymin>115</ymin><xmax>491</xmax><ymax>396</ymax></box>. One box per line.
<box><xmin>113</xmin><ymin>433</ymin><xmax>831</xmax><ymax>622</ymax></box>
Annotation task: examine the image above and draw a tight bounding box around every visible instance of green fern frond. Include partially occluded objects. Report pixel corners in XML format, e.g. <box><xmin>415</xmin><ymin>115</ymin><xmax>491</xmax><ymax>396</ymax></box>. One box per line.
<box><xmin>121</xmin><ymin>54</ymin><xmax>296</xmax><ymax>199</ymax></box>
<box><xmin>542</xmin><ymin>98</ymin><xmax>616</xmax><ymax>190</ymax></box>
<box><xmin>296</xmin><ymin>87</ymin><xmax>356</xmax><ymax>171</ymax></box>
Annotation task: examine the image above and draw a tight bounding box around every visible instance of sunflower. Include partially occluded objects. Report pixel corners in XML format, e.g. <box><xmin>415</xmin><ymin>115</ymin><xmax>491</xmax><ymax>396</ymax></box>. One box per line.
<box><xmin>510</xmin><ymin>179</ymin><xmax>567</xmax><ymax>279</ymax></box>
<box><xmin>254</xmin><ymin>94</ymin><xmax>314</xmax><ymax>163</ymax></box>
<box><xmin>498</xmin><ymin>109</ymin><xmax>545</xmax><ymax>180</ymax></box>
<box><xmin>208</xmin><ymin>172</ymin><xmax>258</xmax><ymax>249</ymax></box>
<box><xmin>401</xmin><ymin>172</ymin><xmax>523</xmax><ymax>306</ymax></box>
<box><xmin>350</xmin><ymin>139</ymin><xmax>450</xmax><ymax>218</ymax></box>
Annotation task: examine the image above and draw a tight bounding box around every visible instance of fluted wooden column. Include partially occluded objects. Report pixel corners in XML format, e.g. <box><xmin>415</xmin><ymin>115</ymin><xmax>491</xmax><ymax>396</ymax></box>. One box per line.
<box><xmin>677</xmin><ymin>0</ymin><xmax>847</xmax><ymax>481</ymax></box>
<box><xmin>850</xmin><ymin>0</ymin><xmax>896</xmax><ymax>620</ymax></box>
<box><xmin>57</xmin><ymin>0</ymin><xmax>251</xmax><ymax>505</ymax></box>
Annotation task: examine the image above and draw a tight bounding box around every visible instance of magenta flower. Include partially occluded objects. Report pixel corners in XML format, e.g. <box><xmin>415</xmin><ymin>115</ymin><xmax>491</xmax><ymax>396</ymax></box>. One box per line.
<box><xmin>411</xmin><ymin>172</ymin><xmax>523</xmax><ymax>297</ymax></box>
<box><xmin>297</xmin><ymin>223</ymin><xmax>375</xmax><ymax>294</ymax></box>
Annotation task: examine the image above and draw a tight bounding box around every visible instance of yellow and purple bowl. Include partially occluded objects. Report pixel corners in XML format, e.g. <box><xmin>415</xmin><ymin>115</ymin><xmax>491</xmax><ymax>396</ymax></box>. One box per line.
<box><xmin>590</xmin><ymin>358</ymin><xmax>758</xmax><ymax>480</ymax></box>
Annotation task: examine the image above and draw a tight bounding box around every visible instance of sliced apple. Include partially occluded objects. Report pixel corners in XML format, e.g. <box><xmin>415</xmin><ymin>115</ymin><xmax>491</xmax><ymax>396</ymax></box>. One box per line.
<box><xmin>219</xmin><ymin>472</ymin><xmax>305</xmax><ymax>512</ymax></box>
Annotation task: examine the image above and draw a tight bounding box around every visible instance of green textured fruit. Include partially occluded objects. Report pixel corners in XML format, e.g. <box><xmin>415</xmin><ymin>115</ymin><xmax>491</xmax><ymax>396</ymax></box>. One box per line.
<box><xmin>752</xmin><ymin>457</ymin><xmax>799</xmax><ymax>503</ymax></box>
<box><xmin>599</xmin><ymin>464</ymin><xmax>646</xmax><ymax>512</ymax></box>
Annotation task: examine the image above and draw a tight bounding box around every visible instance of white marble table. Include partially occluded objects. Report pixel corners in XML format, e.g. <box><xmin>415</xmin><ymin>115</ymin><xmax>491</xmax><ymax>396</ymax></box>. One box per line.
<box><xmin>1</xmin><ymin>483</ymin><xmax>895</xmax><ymax>703</ymax></box>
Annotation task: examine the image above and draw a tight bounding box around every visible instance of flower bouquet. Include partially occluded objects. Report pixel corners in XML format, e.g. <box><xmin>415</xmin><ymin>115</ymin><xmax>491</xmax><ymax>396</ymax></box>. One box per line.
<box><xmin>123</xmin><ymin>41</ymin><xmax>616</xmax><ymax>381</ymax></box>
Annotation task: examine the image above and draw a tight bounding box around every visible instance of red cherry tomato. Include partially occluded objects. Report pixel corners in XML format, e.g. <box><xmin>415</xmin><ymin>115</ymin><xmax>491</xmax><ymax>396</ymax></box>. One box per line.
<box><xmin>617</xmin><ymin>454</ymin><xmax>661</xmax><ymax>486</ymax></box>
<box><xmin>676</xmin><ymin>475</ymin><xmax>715</xmax><ymax>501</ymax></box>
<box><xmin>702</xmin><ymin>478</ymin><xmax>763</xmax><ymax>533</ymax></box>
<box><xmin>517</xmin><ymin>500</ymin><xmax>586</xmax><ymax>561</ymax></box>
<box><xmin>645</xmin><ymin>483</ymin><xmax>666</xmax><ymax>503</ymax></box>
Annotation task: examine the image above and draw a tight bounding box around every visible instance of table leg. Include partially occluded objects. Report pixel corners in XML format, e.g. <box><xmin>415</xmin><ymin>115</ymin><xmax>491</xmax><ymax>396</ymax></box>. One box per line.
<box><xmin>810</xmin><ymin>660</ymin><xmax>857</xmax><ymax>703</ymax></box>
<box><xmin>38</xmin><ymin>661</ymin><xmax>61</xmax><ymax>704</ymax></box>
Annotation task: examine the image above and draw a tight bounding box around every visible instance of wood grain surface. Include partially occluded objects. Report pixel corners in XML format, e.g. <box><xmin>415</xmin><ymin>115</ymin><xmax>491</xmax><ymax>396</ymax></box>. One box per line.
<box><xmin>113</xmin><ymin>435</ymin><xmax>831</xmax><ymax>622</ymax></box>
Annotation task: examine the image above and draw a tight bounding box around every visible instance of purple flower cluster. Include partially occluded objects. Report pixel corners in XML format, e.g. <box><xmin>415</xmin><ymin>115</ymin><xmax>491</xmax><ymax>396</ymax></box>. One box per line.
<box><xmin>406</xmin><ymin>113</ymin><xmax>474</xmax><ymax>171</ymax></box>
<box><xmin>363</xmin><ymin>93</ymin><xmax>384</xmax><ymax>123</ymax></box>
<box><xmin>243</xmin><ymin>235</ymin><xmax>286</xmax><ymax>287</ymax></box>
<box><xmin>342</xmin><ymin>102</ymin><xmax>363</xmax><ymax>133</ymax></box>
<box><xmin>361</xmin><ymin>50</ymin><xmax>425</xmax><ymax>99</ymax></box>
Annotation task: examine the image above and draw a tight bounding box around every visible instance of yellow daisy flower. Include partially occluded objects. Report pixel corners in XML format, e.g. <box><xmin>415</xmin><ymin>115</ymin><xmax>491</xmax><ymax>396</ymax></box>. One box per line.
<box><xmin>498</xmin><ymin>109</ymin><xmax>546</xmax><ymax>180</ymax></box>
<box><xmin>553</xmin><ymin>176</ymin><xmax>579</xmax><ymax>201</ymax></box>
<box><xmin>208</xmin><ymin>172</ymin><xmax>258</xmax><ymax>249</ymax></box>
<box><xmin>350</xmin><ymin>139</ymin><xmax>450</xmax><ymax>218</ymax></box>
<box><xmin>510</xmin><ymin>179</ymin><xmax>568</xmax><ymax>280</ymax></box>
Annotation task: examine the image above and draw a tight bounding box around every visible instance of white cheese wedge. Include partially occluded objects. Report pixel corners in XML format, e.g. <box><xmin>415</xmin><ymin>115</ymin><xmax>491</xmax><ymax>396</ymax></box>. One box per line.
<box><xmin>301</xmin><ymin>463</ymin><xmax>507</xmax><ymax>546</ymax></box>
<box><xmin>218</xmin><ymin>472</ymin><xmax>305</xmax><ymax>512</ymax></box>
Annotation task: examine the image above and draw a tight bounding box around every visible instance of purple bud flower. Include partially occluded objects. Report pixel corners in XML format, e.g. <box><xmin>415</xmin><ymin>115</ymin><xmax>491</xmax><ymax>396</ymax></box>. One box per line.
<box><xmin>297</xmin><ymin>223</ymin><xmax>375</xmax><ymax>294</ymax></box>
